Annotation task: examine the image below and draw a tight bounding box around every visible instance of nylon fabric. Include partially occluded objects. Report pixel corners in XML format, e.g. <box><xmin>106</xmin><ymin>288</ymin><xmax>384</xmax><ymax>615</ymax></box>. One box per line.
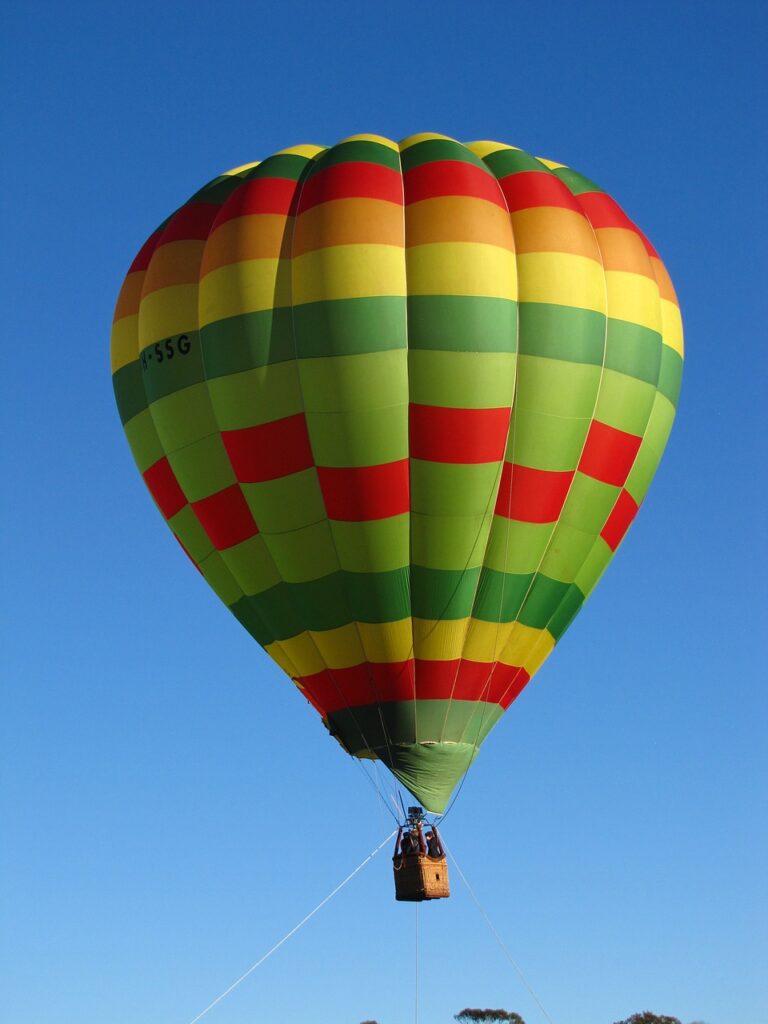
<box><xmin>112</xmin><ymin>134</ymin><xmax>683</xmax><ymax>813</ymax></box>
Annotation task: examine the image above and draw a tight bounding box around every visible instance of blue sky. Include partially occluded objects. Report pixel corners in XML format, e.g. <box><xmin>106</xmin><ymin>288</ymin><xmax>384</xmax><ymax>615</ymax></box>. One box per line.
<box><xmin>2</xmin><ymin>2</ymin><xmax>766</xmax><ymax>1023</ymax></box>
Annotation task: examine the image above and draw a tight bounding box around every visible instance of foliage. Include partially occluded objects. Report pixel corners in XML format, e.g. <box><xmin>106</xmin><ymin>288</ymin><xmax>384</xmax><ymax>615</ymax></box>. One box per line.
<box><xmin>455</xmin><ymin>1010</ymin><xmax>525</xmax><ymax>1023</ymax></box>
<box><xmin>613</xmin><ymin>1014</ymin><xmax>682</xmax><ymax>1024</ymax></box>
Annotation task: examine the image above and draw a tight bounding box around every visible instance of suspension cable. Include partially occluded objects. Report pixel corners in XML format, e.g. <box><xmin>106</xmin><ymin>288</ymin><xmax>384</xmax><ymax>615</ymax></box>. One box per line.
<box><xmin>186</xmin><ymin>830</ymin><xmax>396</xmax><ymax>1024</ymax></box>
<box><xmin>415</xmin><ymin>901</ymin><xmax>420</xmax><ymax>1024</ymax></box>
<box><xmin>445</xmin><ymin>841</ymin><xmax>558</xmax><ymax>1024</ymax></box>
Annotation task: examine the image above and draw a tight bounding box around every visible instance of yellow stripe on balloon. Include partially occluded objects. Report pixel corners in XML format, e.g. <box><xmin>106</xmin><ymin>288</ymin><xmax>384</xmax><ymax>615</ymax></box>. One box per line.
<box><xmin>342</xmin><ymin>133</ymin><xmax>399</xmax><ymax>151</ymax></box>
<box><xmin>465</xmin><ymin>141</ymin><xmax>520</xmax><ymax>158</ymax></box>
<box><xmin>399</xmin><ymin>132</ymin><xmax>458</xmax><ymax>150</ymax></box>
<box><xmin>406</xmin><ymin>242</ymin><xmax>517</xmax><ymax>299</ymax></box>
<box><xmin>498</xmin><ymin>622</ymin><xmax>556</xmax><ymax>674</ymax></box>
<box><xmin>272</xmin><ymin>616</ymin><xmax>556</xmax><ymax>678</ymax></box>
<box><xmin>412</xmin><ymin>618</ymin><xmax>468</xmax><ymax>661</ymax></box>
<box><xmin>358</xmin><ymin>619</ymin><xmax>414</xmax><ymax>663</ymax></box>
<box><xmin>660</xmin><ymin>298</ymin><xmax>684</xmax><ymax>355</ymax></box>
<box><xmin>222</xmin><ymin>160</ymin><xmax>261</xmax><ymax>176</ymax></box>
<box><xmin>292</xmin><ymin>245</ymin><xmax>406</xmax><ymax>304</ymax></box>
<box><xmin>110</xmin><ymin>316</ymin><xmax>138</xmax><ymax>372</ymax></box>
<box><xmin>604</xmin><ymin>270</ymin><xmax>662</xmax><ymax>332</ymax></box>
<box><xmin>265</xmin><ymin>632</ymin><xmax>325</xmax><ymax>678</ymax></box>
<box><xmin>270</xmin><ymin>643</ymin><xmax>301</xmax><ymax>680</ymax></box>
<box><xmin>199</xmin><ymin>258</ymin><xmax>291</xmax><ymax>324</ymax></box>
<box><xmin>275</xmin><ymin>144</ymin><xmax>326</xmax><ymax>159</ymax></box>
<box><xmin>139</xmin><ymin>283</ymin><xmax>199</xmax><ymax>345</ymax></box>
<box><xmin>311</xmin><ymin>623</ymin><xmax>367</xmax><ymax>670</ymax></box>
<box><xmin>535</xmin><ymin>157</ymin><xmax>567</xmax><ymax>169</ymax></box>
<box><xmin>462</xmin><ymin>618</ymin><xmax>519</xmax><ymax>663</ymax></box>
<box><xmin>516</xmin><ymin>251</ymin><xmax>606</xmax><ymax>312</ymax></box>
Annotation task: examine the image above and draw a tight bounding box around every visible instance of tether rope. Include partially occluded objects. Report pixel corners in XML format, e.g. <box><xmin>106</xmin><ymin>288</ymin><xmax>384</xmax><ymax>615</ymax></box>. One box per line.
<box><xmin>186</xmin><ymin>829</ymin><xmax>397</xmax><ymax>1024</ymax></box>
<box><xmin>415</xmin><ymin>901</ymin><xmax>420</xmax><ymax>1024</ymax></box>
<box><xmin>445</xmin><ymin>842</ymin><xmax>558</xmax><ymax>1024</ymax></box>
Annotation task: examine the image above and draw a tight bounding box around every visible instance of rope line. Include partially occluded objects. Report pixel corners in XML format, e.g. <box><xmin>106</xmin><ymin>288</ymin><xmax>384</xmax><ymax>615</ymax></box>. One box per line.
<box><xmin>355</xmin><ymin>756</ymin><xmax>401</xmax><ymax>826</ymax></box>
<box><xmin>186</xmin><ymin>830</ymin><xmax>397</xmax><ymax>1024</ymax></box>
<box><xmin>415</xmin><ymin>901</ymin><xmax>420</xmax><ymax>1024</ymax></box>
<box><xmin>445</xmin><ymin>842</ymin><xmax>557</xmax><ymax>1024</ymax></box>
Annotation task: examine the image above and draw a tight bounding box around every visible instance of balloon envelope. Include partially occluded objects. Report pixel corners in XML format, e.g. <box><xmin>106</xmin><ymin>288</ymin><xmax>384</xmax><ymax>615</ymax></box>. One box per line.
<box><xmin>111</xmin><ymin>134</ymin><xmax>683</xmax><ymax>812</ymax></box>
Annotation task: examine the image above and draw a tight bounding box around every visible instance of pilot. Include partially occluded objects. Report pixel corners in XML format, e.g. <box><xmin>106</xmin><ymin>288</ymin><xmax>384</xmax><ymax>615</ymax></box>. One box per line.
<box><xmin>425</xmin><ymin>829</ymin><xmax>441</xmax><ymax>858</ymax></box>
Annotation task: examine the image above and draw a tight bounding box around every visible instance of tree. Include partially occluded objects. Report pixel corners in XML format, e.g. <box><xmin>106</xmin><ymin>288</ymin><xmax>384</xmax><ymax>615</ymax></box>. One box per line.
<box><xmin>613</xmin><ymin>1014</ymin><xmax>682</xmax><ymax>1024</ymax></box>
<box><xmin>455</xmin><ymin>1011</ymin><xmax>525</xmax><ymax>1023</ymax></box>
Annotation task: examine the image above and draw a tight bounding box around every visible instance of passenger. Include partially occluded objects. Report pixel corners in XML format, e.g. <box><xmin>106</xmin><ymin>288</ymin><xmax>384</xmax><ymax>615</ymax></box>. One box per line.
<box><xmin>425</xmin><ymin>829</ymin><xmax>441</xmax><ymax>858</ymax></box>
<box><xmin>400</xmin><ymin>829</ymin><xmax>418</xmax><ymax>856</ymax></box>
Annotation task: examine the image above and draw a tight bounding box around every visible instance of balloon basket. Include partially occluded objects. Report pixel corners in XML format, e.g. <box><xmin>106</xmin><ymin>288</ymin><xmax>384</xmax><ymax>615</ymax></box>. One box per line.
<box><xmin>393</xmin><ymin>852</ymin><xmax>450</xmax><ymax>902</ymax></box>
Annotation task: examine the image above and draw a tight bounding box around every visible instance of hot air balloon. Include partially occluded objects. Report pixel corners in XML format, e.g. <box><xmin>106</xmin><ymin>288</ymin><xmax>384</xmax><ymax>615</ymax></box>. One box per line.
<box><xmin>111</xmin><ymin>133</ymin><xmax>683</xmax><ymax>835</ymax></box>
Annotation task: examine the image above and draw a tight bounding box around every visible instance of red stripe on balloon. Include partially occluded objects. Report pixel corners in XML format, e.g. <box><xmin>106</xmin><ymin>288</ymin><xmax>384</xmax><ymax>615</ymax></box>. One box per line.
<box><xmin>601</xmin><ymin>488</ymin><xmax>640</xmax><ymax>551</ymax></box>
<box><xmin>214</xmin><ymin>177</ymin><xmax>303</xmax><ymax>224</ymax></box>
<box><xmin>403</xmin><ymin>160</ymin><xmax>506</xmax><ymax>209</ymax></box>
<box><xmin>409</xmin><ymin>404</ymin><xmax>511</xmax><ymax>464</ymax></box>
<box><xmin>495</xmin><ymin>463</ymin><xmax>575</xmax><ymax>522</ymax></box>
<box><xmin>296</xmin><ymin>658</ymin><xmax>531</xmax><ymax>714</ymax></box>
<box><xmin>298</xmin><ymin>162</ymin><xmax>403</xmax><ymax>211</ymax></box>
<box><xmin>143</xmin><ymin>457</ymin><xmax>187</xmax><ymax>520</ymax></box>
<box><xmin>577</xmin><ymin>192</ymin><xmax>638</xmax><ymax>233</ymax></box>
<box><xmin>493</xmin><ymin>665</ymin><xmax>531</xmax><ymax>709</ymax></box>
<box><xmin>159</xmin><ymin>203</ymin><xmax>221</xmax><ymax>243</ymax></box>
<box><xmin>578</xmin><ymin>420</ymin><xmax>642</xmax><ymax>487</ymax></box>
<box><xmin>414</xmin><ymin>658</ymin><xmax>529</xmax><ymax>704</ymax></box>
<box><xmin>191</xmin><ymin>484</ymin><xmax>259</xmax><ymax>549</ymax></box>
<box><xmin>298</xmin><ymin>685</ymin><xmax>326</xmax><ymax>715</ymax></box>
<box><xmin>498</xmin><ymin>171</ymin><xmax>582</xmax><ymax>213</ymax></box>
<box><xmin>299</xmin><ymin>660</ymin><xmax>416</xmax><ymax>714</ymax></box>
<box><xmin>222</xmin><ymin>414</ymin><xmax>314</xmax><ymax>483</ymax></box>
<box><xmin>316</xmin><ymin>461</ymin><xmax>410</xmax><ymax>521</ymax></box>
<box><xmin>128</xmin><ymin>229</ymin><xmax>164</xmax><ymax>273</ymax></box>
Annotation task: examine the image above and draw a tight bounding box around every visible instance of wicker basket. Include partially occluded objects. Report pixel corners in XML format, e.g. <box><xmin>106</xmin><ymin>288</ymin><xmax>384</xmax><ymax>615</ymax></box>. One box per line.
<box><xmin>393</xmin><ymin>853</ymin><xmax>450</xmax><ymax>901</ymax></box>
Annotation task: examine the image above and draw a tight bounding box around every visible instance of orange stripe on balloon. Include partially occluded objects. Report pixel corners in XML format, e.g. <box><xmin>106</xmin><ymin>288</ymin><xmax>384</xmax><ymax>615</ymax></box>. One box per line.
<box><xmin>292</xmin><ymin>197</ymin><xmax>404</xmax><ymax>255</ymax></box>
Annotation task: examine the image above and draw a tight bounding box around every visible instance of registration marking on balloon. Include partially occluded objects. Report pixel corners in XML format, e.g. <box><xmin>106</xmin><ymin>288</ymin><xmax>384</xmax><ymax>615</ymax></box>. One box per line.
<box><xmin>112</xmin><ymin>134</ymin><xmax>683</xmax><ymax>813</ymax></box>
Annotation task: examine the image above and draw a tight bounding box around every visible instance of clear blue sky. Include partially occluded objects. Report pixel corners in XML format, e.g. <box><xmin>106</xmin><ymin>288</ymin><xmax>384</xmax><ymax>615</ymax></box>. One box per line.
<box><xmin>2</xmin><ymin>2</ymin><xmax>766</xmax><ymax>1023</ymax></box>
